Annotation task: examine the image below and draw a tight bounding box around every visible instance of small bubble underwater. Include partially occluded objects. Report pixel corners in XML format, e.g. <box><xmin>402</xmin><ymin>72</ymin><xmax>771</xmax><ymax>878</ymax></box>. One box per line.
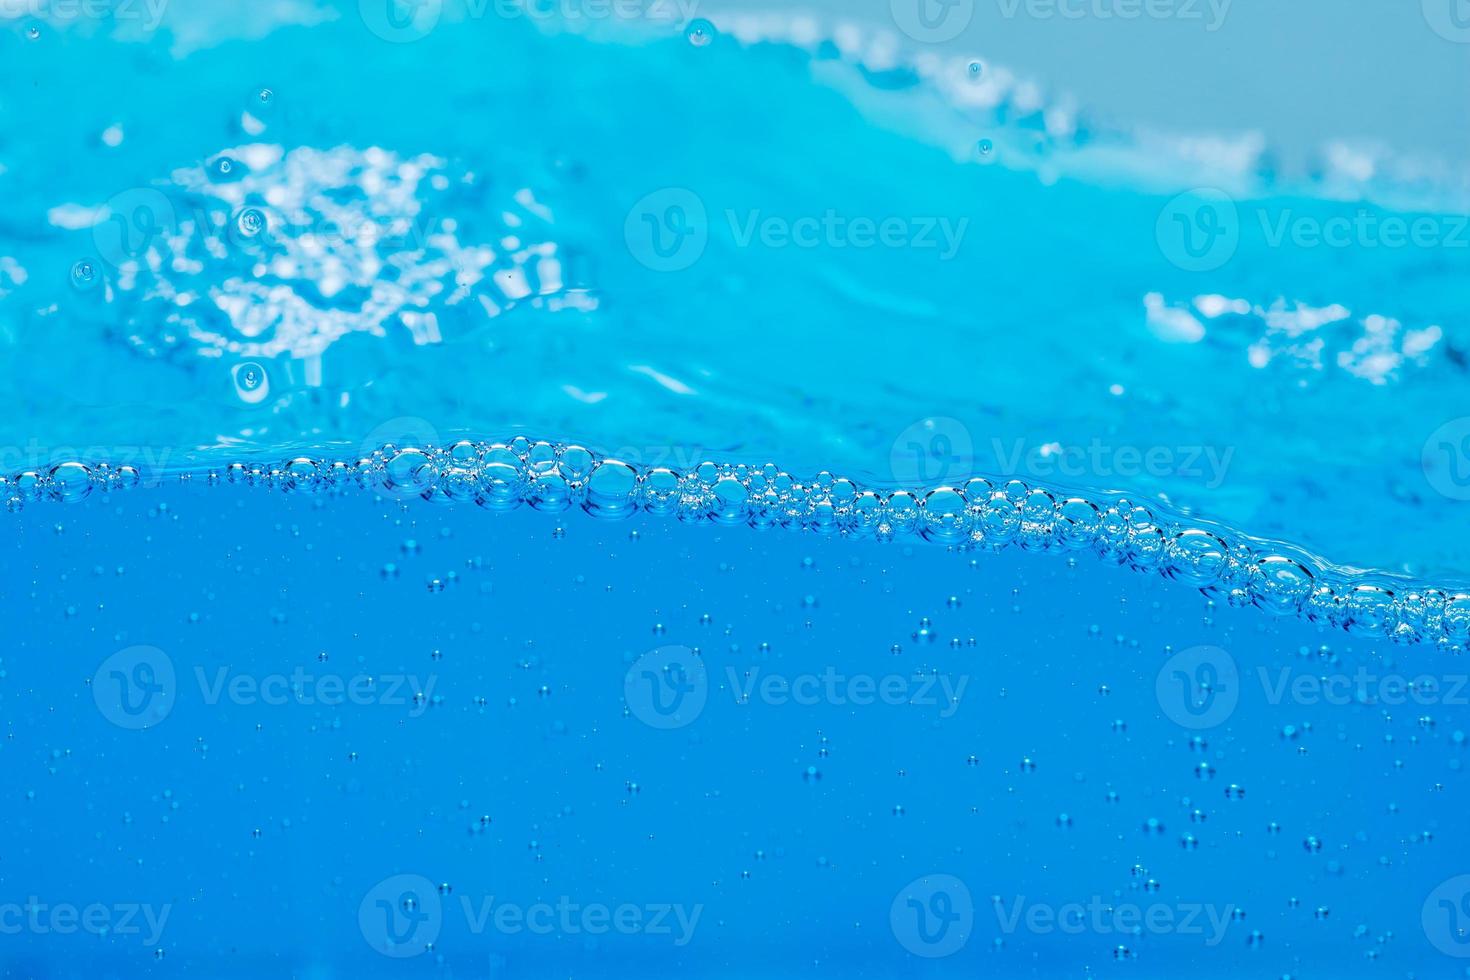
<box><xmin>2</xmin><ymin>2</ymin><xmax>1469</xmax><ymax>977</ymax></box>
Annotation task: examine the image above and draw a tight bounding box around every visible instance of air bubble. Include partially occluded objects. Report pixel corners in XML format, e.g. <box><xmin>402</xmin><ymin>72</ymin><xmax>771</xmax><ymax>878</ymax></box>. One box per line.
<box><xmin>14</xmin><ymin>436</ymin><xmax>1457</xmax><ymax>647</ymax></box>
<box><xmin>235</xmin><ymin>207</ymin><xmax>266</xmax><ymax>239</ymax></box>
<box><xmin>48</xmin><ymin>463</ymin><xmax>94</xmax><ymax>503</ymax></box>
<box><xmin>232</xmin><ymin>362</ymin><xmax>270</xmax><ymax>404</ymax></box>
<box><xmin>685</xmin><ymin>18</ymin><xmax>716</xmax><ymax>46</ymax></box>
<box><xmin>69</xmin><ymin>260</ymin><xmax>98</xmax><ymax>290</ymax></box>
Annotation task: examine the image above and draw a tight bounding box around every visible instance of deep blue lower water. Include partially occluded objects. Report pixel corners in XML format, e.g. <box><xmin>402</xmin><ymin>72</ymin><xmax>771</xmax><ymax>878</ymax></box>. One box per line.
<box><xmin>4</xmin><ymin>1</ymin><xmax>1470</xmax><ymax>977</ymax></box>
<box><xmin>6</xmin><ymin>479</ymin><xmax>1469</xmax><ymax>977</ymax></box>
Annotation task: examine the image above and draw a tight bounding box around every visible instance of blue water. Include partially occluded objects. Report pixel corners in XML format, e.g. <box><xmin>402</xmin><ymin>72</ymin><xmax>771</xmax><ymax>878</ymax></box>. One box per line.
<box><xmin>4</xmin><ymin>2</ymin><xmax>1470</xmax><ymax>976</ymax></box>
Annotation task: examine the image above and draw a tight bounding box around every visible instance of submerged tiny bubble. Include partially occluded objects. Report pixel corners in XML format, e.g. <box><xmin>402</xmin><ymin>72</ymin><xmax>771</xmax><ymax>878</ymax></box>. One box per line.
<box><xmin>685</xmin><ymin>18</ymin><xmax>716</xmax><ymax>46</ymax></box>
<box><xmin>69</xmin><ymin>260</ymin><xmax>98</xmax><ymax>291</ymax></box>
<box><xmin>235</xmin><ymin>207</ymin><xmax>266</xmax><ymax>239</ymax></box>
<box><xmin>232</xmin><ymin>362</ymin><xmax>270</xmax><ymax>404</ymax></box>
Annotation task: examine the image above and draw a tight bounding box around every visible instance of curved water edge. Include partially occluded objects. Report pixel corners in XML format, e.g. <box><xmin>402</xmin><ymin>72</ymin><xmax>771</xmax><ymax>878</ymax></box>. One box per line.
<box><xmin>14</xmin><ymin>439</ymin><xmax>1470</xmax><ymax>650</ymax></box>
<box><xmin>6</xmin><ymin>10</ymin><xmax>1469</xmax><ymax>583</ymax></box>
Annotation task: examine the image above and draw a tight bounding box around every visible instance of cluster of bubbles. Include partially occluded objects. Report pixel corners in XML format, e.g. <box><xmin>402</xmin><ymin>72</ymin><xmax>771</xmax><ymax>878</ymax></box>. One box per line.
<box><xmin>9</xmin><ymin>440</ymin><xmax>1468</xmax><ymax>648</ymax></box>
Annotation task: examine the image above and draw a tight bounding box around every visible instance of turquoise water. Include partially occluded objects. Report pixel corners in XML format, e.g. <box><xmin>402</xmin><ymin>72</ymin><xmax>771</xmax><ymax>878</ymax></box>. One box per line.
<box><xmin>3</xmin><ymin>2</ymin><xmax>1470</xmax><ymax>976</ymax></box>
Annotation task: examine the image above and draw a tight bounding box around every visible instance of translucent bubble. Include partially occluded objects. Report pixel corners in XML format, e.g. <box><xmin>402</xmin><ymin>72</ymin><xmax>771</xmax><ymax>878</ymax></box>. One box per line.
<box><xmin>1168</xmin><ymin>529</ymin><xmax>1231</xmax><ymax>586</ymax></box>
<box><xmin>44</xmin><ymin>434</ymin><xmax>1455</xmax><ymax>647</ymax></box>
<box><xmin>978</xmin><ymin>139</ymin><xmax>993</xmax><ymax>156</ymax></box>
<box><xmin>584</xmin><ymin>460</ymin><xmax>638</xmax><ymax>519</ymax></box>
<box><xmin>26</xmin><ymin>26</ymin><xmax>40</xmax><ymax>41</ymax></box>
<box><xmin>281</xmin><ymin>458</ymin><xmax>319</xmax><ymax>492</ymax></box>
<box><xmin>232</xmin><ymin>362</ymin><xmax>270</xmax><ymax>404</ymax></box>
<box><xmin>235</xmin><ymin>208</ymin><xmax>266</xmax><ymax>239</ymax></box>
<box><xmin>685</xmin><ymin>18</ymin><xmax>716</xmax><ymax>46</ymax></box>
<box><xmin>383</xmin><ymin>448</ymin><xmax>439</xmax><ymax>499</ymax></box>
<box><xmin>69</xmin><ymin>260</ymin><xmax>98</xmax><ymax>291</ymax></box>
<box><xmin>48</xmin><ymin>463</ymin><xmax>94</xmax><ymax>503</ymax></box>
<box><xmin>967</xmin><ymin>61</ymin><xmax>983</xmax><ymax>78</ymax></box>
<box><xmin>1253</xmin><ymin>555</ymin><xmax>1314</xmax><ymax>614</ymax></box>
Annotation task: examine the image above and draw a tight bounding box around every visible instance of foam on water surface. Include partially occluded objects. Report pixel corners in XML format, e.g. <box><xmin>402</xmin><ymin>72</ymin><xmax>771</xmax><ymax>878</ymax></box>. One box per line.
<box><xmin>1</xmin><ymin>5</ymin><xmax>1468</xmax><ymax>620</ymax></box>
<box><xmin>9</xmin><ymin>438</ymin><xmax>1470</xmax><ymax>648</ymax></box>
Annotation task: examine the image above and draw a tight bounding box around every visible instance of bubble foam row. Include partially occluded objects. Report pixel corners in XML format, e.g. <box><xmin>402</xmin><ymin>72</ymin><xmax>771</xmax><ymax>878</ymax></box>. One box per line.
<box><xmin>11</xmin><ymin>440</ymin><xmax>1469</xmax><ymax>649</ymax></box>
